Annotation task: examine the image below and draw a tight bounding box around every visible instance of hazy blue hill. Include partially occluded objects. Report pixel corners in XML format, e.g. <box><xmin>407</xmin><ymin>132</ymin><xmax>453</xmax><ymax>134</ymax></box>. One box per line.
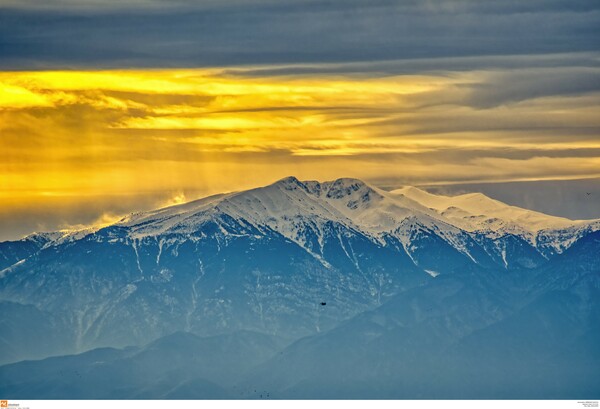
<box><xmin>240</xmin><ymin>269</ymin><xmax>516</xmax><ymax>398</ymax></box>
<box><xmin>0</xmin><ymin>301</ymin><xmax>70</xmax><ymax>364</ymax></box>
<box><xmin>1</xmin><ymin>231</ymin><xmax>597</xmax><ymax>398</ymax></box>
<box><xmin>0</xmin><ymin>347</ymin><xmax>138</xmax><ymax>399</ymax></box>
<box><xmin>0</xmin><ymin>330</ymin><xmax>282</xmax><ymax>399</ymax></box>
<box><xmin>445</xmin><ymin>229</ymin><xmax>600</xmax><ymax>397</ymax></box>
<box><xmin>239</xmin><ymin>231</ymin><xmax>600</xmax><ymax>399</ymax></box>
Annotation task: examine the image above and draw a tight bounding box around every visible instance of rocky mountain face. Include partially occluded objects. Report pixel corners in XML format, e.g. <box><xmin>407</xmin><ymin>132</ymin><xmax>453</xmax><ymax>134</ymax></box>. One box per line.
<box><xmin>0</xmin><ymin>177</ymin><xmax>598</xmax><ymax>398</ymax></box>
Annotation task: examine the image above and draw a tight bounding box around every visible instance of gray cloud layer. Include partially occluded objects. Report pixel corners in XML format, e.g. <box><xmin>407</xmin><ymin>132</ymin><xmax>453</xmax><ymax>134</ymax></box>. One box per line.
<box><xmin>0</xmin><ymin>0</ymin><xmax>598</xmax><ymax>69</ymax></box>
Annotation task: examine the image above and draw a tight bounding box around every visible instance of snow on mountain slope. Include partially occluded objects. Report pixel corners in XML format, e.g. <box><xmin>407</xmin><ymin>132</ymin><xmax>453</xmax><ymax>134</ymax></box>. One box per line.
<box><xmin>392</xmin><ymin>186</ymin><xmax>580</xmax><ymax>233</ymax></box>
<box><xmin>112</xmin><ymin>177</ymin><xmax>482</xmax><ymax>264</ymax></box>
<box><xmin>302</xmin><ymin>178</ymin><xmax>489</xmax><ymax>264</ymax></box>
<box><xmin>391</xmin><ymin>186</ymin><xmax>600</xmax><ymax>255</ymax></box>
<box><xmin>308</xmin><ymin>178</ymin><xmax>440</xmax><ymax>232</ymax></box>
<box><xmin>118</xmin><ymin>192</ymin><xmax>231</xmax><ymax>236</ymax></box>
<box><xmin>119</xmin><ymin>177</ymin><xmax>447</xmax><ymax>236</ymax></box>
<box><xmin>7</xmin><ymin>177</ymin><xmax>597</xmax><ymax>270</ymax></box>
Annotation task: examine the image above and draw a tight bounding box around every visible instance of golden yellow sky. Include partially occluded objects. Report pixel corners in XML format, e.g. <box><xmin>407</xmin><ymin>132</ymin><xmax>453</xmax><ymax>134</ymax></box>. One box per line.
<box><xmin>1</xmin><ymin>67</ymin><xmax>599</xmax><ymax>239</ymax></box>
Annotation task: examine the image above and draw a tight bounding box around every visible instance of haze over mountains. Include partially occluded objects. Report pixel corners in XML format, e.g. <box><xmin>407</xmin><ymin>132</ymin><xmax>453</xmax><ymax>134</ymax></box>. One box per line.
<box><xmin>1</xmin><ymin>177</ymin><xmax>598</xmax><ymax>399</ymax></box>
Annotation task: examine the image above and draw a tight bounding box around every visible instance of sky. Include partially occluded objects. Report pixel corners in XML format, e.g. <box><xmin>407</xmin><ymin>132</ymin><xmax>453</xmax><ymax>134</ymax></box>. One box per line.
<box><xmin>0</xmin><ymin>0</ymin><xmax>599</xmax><ymax>240</ymax></box>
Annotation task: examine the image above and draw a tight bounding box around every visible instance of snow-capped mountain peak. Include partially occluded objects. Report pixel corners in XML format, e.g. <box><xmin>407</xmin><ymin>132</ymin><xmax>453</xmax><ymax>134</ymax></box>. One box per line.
<box><xmin>13</xmin><ymin>177</ymin><xmax>598</xmax><ymax>266</ymax></box>
<box><xmin>391</xmin><ymin>185</ymin><xmax>584</xmax><ymax>233</ymax></box>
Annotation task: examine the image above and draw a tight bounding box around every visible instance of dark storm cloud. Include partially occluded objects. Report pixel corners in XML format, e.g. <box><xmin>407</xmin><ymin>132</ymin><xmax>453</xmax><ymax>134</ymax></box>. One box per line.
<box><xmin>0</xmin><ymin>0</ymin><xmax>599</xmax><ymax>69</ymax></box>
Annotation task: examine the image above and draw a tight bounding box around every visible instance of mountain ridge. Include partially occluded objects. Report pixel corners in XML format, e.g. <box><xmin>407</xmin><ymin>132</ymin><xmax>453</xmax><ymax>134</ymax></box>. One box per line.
<box><xmin>6</xmin><ymin>176</ymin><xmax>597</xmax><ymax>251</ymax></box>
<box><xmin>0</xmin><ymin>176</ymin><xmax>598</xmax><ymax>398</ymax></box>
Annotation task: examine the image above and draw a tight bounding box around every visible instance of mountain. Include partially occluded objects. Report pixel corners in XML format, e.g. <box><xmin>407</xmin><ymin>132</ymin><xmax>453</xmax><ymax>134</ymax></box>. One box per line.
<box><xmin>0</xmin><ymin>177</ymin><xmax>598</xmax><ymax>399</ymax></box>
<box><xmin>0</xmin><ymin>232</ymin><xmax>63</xmax><ymax>270</ymax></box>
<box><xmin>3</xmin><ymin>232</ymin><xmax>597</xmax><ymax>399</ymax></box>
<box><xmin>239</xmin><ymin>230</ymin><xmax>600</xmax><ymax>399</ymax></box>
<box><xmin>0</xmin><ymin>330</ymin><xmax>282</xmax><ymax>399</ymax></box>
